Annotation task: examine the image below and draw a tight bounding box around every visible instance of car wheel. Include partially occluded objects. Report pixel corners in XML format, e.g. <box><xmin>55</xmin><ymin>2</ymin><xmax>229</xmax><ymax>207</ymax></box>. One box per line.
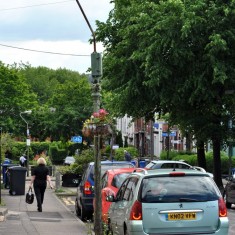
<box><xmin>224</xmin><ymin>194</ymin><xmax>232</xmax><ymax>209</ymax></box>
<box><xmin>75</xmin><ymin>198</ymin><xmax>81</xmax><ymax>216</ymax></box>
<box><xmin>106</xmin><ymin>219</ymin><xmax>113</xmax><ymax>235</ymax></box>
<box><xmin>124</xmin><ymin>224</ymin><xmax>130</xmax><ymax>235</ymax></box>
<box><xmin>81</xmin><ymin>202</ymin><xmax>89</xmax><ymax>221</ymax></box>
<box><xmin>226</xmin><ymin>201</ymin><xmax>232</xmax><ymax>209</ymax></box>
<box><xmin>108</xmin><ymin>225</ymin><xmax>113</xmax><ymax>235</ymax></box>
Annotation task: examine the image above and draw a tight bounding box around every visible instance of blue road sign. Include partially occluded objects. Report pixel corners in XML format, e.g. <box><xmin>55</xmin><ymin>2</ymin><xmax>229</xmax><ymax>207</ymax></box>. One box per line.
<box><xmin>71</xmin><ymin>136</ymin><xmax>82</xmax><ymax>143</ymax></box>
<box><xmin>162</xmin><ymin>131</ymin><xmax>176</xmax><ymax>137</ymax></box>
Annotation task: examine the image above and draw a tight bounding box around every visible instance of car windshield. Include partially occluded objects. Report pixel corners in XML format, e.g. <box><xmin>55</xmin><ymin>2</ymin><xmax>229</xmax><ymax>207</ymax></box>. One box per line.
<box><xmin>145</xmin><ymin>162</ymin><xmax>156</xmax><ymax>168</ymax></box>
<box><xmin>90</xmin><ymin>163</ymin><xmax>134</xmax><ymax>181</ymax></box>
<box><xmin>112</xmin><ymin>173</ymin><xmax>132</xmax><ymax>188</ymax></box>
<box><xmin>141</xmin><ymin>176</ymin><xmax>220</xmax><ymax>203</ymax></box>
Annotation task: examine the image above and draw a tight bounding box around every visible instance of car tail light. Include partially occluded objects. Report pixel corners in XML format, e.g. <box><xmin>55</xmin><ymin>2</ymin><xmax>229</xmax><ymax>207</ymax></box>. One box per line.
<box><xmin>84</xmin><ymin>181</ymin><xmax>92</xmax><ymax>195</ymax></box>
<box><xmin>218</xmin><ymin>197</ymin><xmax>227</xmax><ymax>217</ymax></box>
<box><xmin>169</xmin><ymin>172</ymin><xmax>185</xmax><ymax>177</ymax></box>
<box><xmin>129</xmin><ymin>200</ymin><xmax>142</xmax><ymax>220</ymax></box>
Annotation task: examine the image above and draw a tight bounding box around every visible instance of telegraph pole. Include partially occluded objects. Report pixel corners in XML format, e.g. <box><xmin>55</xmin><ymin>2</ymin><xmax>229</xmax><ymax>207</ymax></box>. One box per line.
<box><xmin>75</xmin><ymin>1</ymin><xmax>102</xmax><ymax>234</ymax></box>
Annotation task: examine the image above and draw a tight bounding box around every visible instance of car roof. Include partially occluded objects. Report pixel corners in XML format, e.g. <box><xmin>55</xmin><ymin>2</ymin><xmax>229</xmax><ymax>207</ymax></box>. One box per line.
<box><xmin>148</xmin><ymin>160</ymin><xmax>190</xmax><ymax>164</ymax></box>
<box><xmin>89</xmin><ymin>160</ymin><xmax>134</xmax><ymax>166</ymax></box>
<box><xmin>106</xmin><ymin>168</ymin><xmax>136</xmax><ymax>175</ymax></box>
<box><xmin>132</xmin><ymin>168</ymin><xmax>211</xmax><ymax>177</ymax></box>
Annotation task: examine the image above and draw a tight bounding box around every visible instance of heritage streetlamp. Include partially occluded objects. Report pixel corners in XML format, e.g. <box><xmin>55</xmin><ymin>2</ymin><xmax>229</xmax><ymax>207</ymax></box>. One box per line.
<box><xmin>20</xmin><ymin>110</ymin><xmax>32</xmax><ymax>176</ymax></box>
<box><xmin>0</xmin><ymin>127</ymin><xmax>2</xmax><ymax>204</ymax></box>
<box><xmin>75</xmin><ymin>1</ymin><xmax>102</xmax><ymax>234</ymax></box>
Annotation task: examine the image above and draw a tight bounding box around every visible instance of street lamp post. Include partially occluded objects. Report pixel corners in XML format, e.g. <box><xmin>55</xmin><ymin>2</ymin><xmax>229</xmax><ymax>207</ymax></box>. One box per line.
<box><xmin>20</xmin><ymin>110</ymin><xmax>32</xmax><ymax>176</ymax></box>
<box><xmin>75</xmin><ymin>1</ymin><xmax>102</xmax><ymax>234</ymax></box>
<box><xmin>0</xmin><ymin>127</ymin><xmax>2</xmax><ymax>204</ymax></box>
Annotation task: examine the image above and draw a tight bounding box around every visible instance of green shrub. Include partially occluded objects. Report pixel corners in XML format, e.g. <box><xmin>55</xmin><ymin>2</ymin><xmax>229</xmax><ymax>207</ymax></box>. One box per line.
<box><xmin>166</xmin><ymin>150</ymin><xmax>235</xmax><ymax>175</ymax></box>
<box><xmin>114</xmin><ymin>147</ymin><xmax>138</xmax><ymax>161</ymax></box>
<box><xmin>57</xmin><ymin>148</ymin><xmax>94</xmax><ymax>175</ymax></box>
<box><xmin>160</xmin><ymin>150</ymin><xmax>179</xmax><ymax>160</ymax></box>
<box><xmin>49</xmin><ymin>145</ymin><xmax>67</xmax><ymax>164</ymax></box>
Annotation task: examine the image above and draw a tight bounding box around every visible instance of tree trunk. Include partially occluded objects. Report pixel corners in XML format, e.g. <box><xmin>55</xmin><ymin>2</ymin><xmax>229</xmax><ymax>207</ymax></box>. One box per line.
<box><xmin>212</xmin><ymin>136</ymin><xmax>224</xmax><ymax>191</ymax></box>
<box><xmin>196</xmin><ymin>140</ymin><xmax>207</xmax><ymax>170</ymax></box>
<box><xmin>185</xmin><ymin>132</ymin><xmax>192</xmax><ymax>152</ymax></box>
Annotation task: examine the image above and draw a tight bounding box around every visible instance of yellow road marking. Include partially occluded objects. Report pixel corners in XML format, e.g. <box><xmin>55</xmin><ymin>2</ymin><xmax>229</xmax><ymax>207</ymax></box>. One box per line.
<box><xmin>61</xmin><ymin>197</ymin><xmax>75</xmax><ymax>206</ymax></box>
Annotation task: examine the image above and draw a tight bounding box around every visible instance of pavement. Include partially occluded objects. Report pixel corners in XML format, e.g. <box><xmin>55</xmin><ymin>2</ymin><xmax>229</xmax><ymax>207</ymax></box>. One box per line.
<box><xmin>0</xmin><ymin>175</ymin><xmax>94</xmax><ymax>235</ymax></box>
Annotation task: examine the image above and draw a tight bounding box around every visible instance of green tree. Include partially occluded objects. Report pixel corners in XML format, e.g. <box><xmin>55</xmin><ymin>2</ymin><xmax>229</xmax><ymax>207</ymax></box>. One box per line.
<box><xmin>17</xmin><ymin>64</ymin><xmax>93</xmax><ymax>141</ymax></box>
<box><xmin>0</xmin><ymin>61</ymin><xmax>38</xmax><ymax>135</ymax></box>
<box><xmin>47</xmin><ymin>75</ymin><xmax>93</xmax><ymax>141</ymax></box>
<box><xmin>96</xmin><ymin>0</ymin><xmax>235</xmax><ymax>188</ymax></box>
<box><xmin>18</xmin><ymin>64</ymin><xmax>58</xmax><ymax>105</ymax></box>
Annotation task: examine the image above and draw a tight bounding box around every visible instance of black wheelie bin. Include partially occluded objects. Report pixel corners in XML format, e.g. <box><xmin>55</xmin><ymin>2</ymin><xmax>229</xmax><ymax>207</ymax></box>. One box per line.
<box><xmin>8</xmin><ymin>166</ymin><xmax>27</xmax><ymax>195</ymax></box>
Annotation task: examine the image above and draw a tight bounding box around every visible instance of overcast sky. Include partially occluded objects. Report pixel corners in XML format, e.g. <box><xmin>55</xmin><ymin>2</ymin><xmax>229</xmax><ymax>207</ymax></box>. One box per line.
<box><xmin>0</xmin><ymin>0</ymin><xmax>113</xmax><ymax>73</ymax></box>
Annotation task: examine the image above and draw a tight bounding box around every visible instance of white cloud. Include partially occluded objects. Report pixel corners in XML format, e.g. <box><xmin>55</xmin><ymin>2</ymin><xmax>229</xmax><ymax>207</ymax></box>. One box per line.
<box><xmin>0</xmin><ymin>0</ymin><xmax>113</xmax><ymax>73</ymax></box>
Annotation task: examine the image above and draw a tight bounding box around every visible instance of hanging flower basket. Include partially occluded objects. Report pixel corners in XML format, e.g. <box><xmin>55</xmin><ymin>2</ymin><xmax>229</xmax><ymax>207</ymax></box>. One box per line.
<box><xmin>82</xmin><ymin>109</ymin><xmax>113</xmax><ymax>138</ymax></box>
<box><xmin>82</xmin><ymin>123</ymin><xmax>111</xmax><ymax>138</ymax></box>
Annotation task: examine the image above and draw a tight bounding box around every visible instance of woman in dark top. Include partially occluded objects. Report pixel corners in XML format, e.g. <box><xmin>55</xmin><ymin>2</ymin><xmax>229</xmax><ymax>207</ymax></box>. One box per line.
<box><xmin>29</xmin><ymin>157</ymin><xmax>53</xmax><ymax>212</ymax></box>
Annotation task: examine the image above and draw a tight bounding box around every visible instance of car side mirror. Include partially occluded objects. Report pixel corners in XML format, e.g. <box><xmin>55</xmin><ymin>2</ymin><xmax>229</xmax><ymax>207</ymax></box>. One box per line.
<box><xmin>106</xmin><ymin>195</ymin><xmax>115</xmax><ymax>202</ymax></box>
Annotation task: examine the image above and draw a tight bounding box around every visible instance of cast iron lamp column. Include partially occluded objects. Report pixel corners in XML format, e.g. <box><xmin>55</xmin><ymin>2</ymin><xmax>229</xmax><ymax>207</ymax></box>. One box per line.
<box><xmin>20</xmin><ymin>110</ymin><xmax>32</xmax><ymax>177</ymax></box>
<box><xmin>0</xmin><ymin>127</ymin><xmax>2</xmax><ymax>204</ymax></box>
<box><xmin>75</xmin><ymin>1</ymin><xmax>102</xmax><ymax>234</ymax></box>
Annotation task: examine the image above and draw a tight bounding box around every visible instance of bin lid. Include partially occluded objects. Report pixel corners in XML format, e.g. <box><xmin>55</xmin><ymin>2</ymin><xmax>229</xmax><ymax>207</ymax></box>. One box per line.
<box><xmin>3</xmin><ymin>158</ymin><xmax>12</xmax><ymax>164</ymax></box>
<box><xmin>8</xmin><ymin>166</ymin><xmax>27</xmax><ymax>171</ymax></box>
<box><xmin>2</xmin><ymin>163</ymin><xmax>18</xmax><ymax>167</ymax></box>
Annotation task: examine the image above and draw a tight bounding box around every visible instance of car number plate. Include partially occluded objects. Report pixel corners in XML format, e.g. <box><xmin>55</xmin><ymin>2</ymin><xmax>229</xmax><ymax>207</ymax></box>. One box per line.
<box><xmin>168</xmin><ymin>212</ymin><xmax>196</xmax><ymax>220</ymax></box>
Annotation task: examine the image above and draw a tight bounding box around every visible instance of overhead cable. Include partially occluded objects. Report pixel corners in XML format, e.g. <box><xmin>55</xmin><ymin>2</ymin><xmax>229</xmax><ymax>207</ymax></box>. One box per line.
<box><xmin>0</xmin><ymin>0</ymin><xmax>74</xmax><ymax>11</ymax></box>
<box><xmin>0</xmin><ymin>43</ymin><xmax>90</xmax><ymax>57</ymax></box>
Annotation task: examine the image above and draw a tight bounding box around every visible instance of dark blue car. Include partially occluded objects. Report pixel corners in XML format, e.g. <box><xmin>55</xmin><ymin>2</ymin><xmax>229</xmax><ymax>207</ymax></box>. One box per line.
<box><xmin>75</xmin><ymin>160</ymin><xmax>135</xmax><ymax>220</ymax></box>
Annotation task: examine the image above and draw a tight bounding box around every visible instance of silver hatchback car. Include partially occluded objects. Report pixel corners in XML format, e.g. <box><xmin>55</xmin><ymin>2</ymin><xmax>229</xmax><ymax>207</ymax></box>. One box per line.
<box><xmin>107</xmin><ymin>169</ymin><xmax>229</xmax><ymax>235</ymax></box>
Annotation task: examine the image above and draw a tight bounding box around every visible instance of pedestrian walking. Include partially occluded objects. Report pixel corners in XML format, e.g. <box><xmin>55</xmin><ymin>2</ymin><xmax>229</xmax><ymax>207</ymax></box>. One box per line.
<box><xmin>29</xmin><ymin>157</ymin><xmax>53</xmax><ymax>212</ymax></box>
<box><xmin>19</xmin><ymin>154</ymin><xmax>26</xmax><ymax>167</ymax></box>
<box><xmin>124</xmin><ymin>150</ymin><xmax>131</xmax><ymax>161</ymax></box>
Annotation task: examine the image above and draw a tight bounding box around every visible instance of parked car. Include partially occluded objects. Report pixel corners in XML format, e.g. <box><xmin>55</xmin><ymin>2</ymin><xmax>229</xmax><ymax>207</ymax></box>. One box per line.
<box><xmin>94</xmin><ymin>168</ymin><xmax>135</xmax><ymax>224</ymax></box>
<box><xmin>75</xmin><ymin>160</ymin><xmax>135</xmax><ymax>220</ymax></box>
<box><xmin>145</xmin><ymin>160</ymin><xmax>194</xmax><ymax>170</ymax></box>
<box><xmin>223</xmin><ymin>174</ymin><xmax>235</xmax><ymax>208</ymax></box>
<box><xmin>63</xmin><ymin>156</ymin><xmax>75</xmax><ymax>165</ymax></box>
<box><xmin>193</xmin><ymin>166</ymin><xmax>214</xmax><ymax>178</ymax></box>
<box><xmin>145</xmin><ymin>160</ymin><xmax>214</xmax><ymax>177</ymax></box>
<box><xmin>107</xmin><ymin>168</ymin><xmax>229</xmax><ymax>235</ymax></box>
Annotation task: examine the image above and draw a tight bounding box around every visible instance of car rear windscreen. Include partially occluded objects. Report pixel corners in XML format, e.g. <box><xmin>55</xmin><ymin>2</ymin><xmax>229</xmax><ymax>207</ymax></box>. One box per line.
<box><xmin>141</xmin><ymin>176</ymin><xmax>220</xmax><ymax>203</ymax></box>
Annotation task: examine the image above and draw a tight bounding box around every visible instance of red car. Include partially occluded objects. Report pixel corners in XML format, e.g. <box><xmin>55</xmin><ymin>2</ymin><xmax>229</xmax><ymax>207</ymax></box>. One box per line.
<box><xmin>94</xmin><ymin>168</ymin><xmax>135</xmax><ymax>223</ymax></box>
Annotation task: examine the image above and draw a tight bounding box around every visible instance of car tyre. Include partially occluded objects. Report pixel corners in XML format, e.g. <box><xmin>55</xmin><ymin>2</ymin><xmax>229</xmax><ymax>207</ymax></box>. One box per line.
<box><xmin>226</xmin><ymin>201</ymin><xmax>232</xmax><ymax>209</ymax></box>
<box><xmin>124</xmin><ymin>224</ymin><xmax>130</xmax><ymax>235</ymax></box>
<box><xmin>81</xmin><ymin>202</ymin><xmax>89</xmax><ymax>221</ymax></box>
<box><xmin>224</xmin><ymin>194</ymin><xmax>232</xmax><ymax>209</ymax></box>
<box><xmin>106</xmin><ymin>220</ymin><xmax>113</xmax><ymax>235</ymax></box>
<box><xmin>75</xmin><ymin>198</ymin><xmax>81</xmax><ymax>216</ymax></box>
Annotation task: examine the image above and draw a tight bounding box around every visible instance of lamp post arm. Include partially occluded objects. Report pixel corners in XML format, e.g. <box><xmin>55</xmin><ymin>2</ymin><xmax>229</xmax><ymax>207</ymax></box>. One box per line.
<box><xmin>20</xmin><ymin>113</ymin><xmax>28</xmax><ymax>127</ymax></box>
<box><xmin>75</xmin><ymin>0</ymin><xmax>96</xmax><ymax>52</ymax></box>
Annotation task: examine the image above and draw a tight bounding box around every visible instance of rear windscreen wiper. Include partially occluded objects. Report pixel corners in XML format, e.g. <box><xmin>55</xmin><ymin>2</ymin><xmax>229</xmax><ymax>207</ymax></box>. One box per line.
<box><xmin>179</xmin><ymin>198</ymin><xmax>199</xmax><ymax>202</ymax></box>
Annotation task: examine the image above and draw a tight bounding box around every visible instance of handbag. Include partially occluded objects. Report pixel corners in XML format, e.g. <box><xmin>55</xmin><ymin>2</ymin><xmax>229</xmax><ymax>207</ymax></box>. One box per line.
<box><xmin>25</xmin><ymin>187</ymin><xmax>34</xmax><ymax>204</ymax></box>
